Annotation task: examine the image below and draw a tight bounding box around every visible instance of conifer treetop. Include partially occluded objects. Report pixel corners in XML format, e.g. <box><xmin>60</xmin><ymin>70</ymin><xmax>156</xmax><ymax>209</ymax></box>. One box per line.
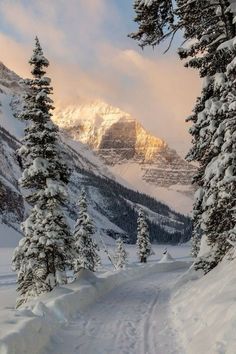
<box><xmin>29</xmin><ymin>36</ymin><xmax>49</xmax><ymax>78</ymax></box>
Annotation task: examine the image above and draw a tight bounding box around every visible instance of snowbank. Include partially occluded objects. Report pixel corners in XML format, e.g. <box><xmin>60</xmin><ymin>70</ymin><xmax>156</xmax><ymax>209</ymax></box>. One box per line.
<box><xmin>159</xmin><ymin>251</ymin><xmax>175</xmax><ymax>263</ymax></box>
<box><xmin>0</xmin><ymin>261</ymin><xmax>190</xmax><ymax>354</ymax></box>
<box><xmin>171</xmin><ymin>258</ymin><xmax>236</xmax><ymax>354</ymax></box>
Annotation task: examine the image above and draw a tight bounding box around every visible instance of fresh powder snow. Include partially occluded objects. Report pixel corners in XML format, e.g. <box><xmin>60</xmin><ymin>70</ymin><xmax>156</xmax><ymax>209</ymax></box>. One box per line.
<box><xmin>0</xmin><ymin>244</ymin><xmax>191</xmax><ymax>354</ymax></box>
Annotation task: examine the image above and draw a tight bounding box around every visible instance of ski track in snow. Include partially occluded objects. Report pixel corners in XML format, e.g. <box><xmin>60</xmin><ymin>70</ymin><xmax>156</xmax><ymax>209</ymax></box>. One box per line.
<box><xmin>44</xmin><ymin>269</ymin><xmax>184</xmax><ymax>354</ymax></box>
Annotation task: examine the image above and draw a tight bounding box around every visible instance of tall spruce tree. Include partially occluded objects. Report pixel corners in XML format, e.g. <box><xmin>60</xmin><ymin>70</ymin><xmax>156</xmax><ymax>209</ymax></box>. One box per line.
<box><xmin>136</xmin><ymin>209</ymin><xmax>151</xmax><ymax>263</ymax></box>
<box><xmin>73</xmin><ymin>190</ymin><xmax>100</xmax><ymax>273</ymax></box>
<box><xmin>12</xmin><ymin>37</ymin><xmax>72</xmax><ymax>307</ymax></box>
<box><xmin>130</xmin><ymin>0</ymin><xmax>236</xmax><ymax>272</ymax></box>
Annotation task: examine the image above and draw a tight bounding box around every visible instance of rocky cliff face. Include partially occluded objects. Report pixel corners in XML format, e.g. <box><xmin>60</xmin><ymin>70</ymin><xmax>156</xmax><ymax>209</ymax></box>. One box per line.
<box><xmin>0</xmin><ymin>63</ymin><xmax>25</xmax><ymax>242</ymax></box>
<box><xmin>54</xmin><ymin>101</ymin><xmax>196</xmax><ymax>213</ymax></box>
<box><xmin>0</xmin><ymin>127</ymin><xmax>24</xmax><ymax>232</ymax></box>
<box><xmin>54</xmin><ymin>101</ymin><xmax>166</xmax><ymax>159</ymax></box>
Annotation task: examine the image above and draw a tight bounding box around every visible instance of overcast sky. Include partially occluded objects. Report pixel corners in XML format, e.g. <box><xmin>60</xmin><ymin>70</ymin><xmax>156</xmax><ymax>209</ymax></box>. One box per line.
<box><xmin>0</xmin><ymin>0</ymin><xmax>201</xmax><ymax>155</ymax></box>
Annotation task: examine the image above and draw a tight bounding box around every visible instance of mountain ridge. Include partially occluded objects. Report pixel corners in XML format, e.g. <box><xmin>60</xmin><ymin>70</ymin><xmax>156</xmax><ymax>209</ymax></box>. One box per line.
<box><xmin>54</xmin><ymin>100</ymin><xmax>167</xmax><ymax>159</ymax></box>
<box><xmin>54</xmin><ymin>100</ymin><xmax>196</xmax><ymax>213</ymax></box>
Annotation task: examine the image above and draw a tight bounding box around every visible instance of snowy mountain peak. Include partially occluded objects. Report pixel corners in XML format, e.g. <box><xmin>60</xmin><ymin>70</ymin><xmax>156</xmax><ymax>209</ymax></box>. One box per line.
<box><xmin>54</xmin><ymin>100</ymin><xmax>195</xmax><ymax>213</ymax></box>
<box><xmin>56</xmin><ymin>99</ymin><xmax>133</xmax><ymax>124</ymax></box>
<box><xmin>54</xmin><ymin>100</ymin><xmax>133</xmax><ymax>150</ymax></box>
<box><xmin>54</xmin><ymin>100</ymin><xmax>167</xmax><ymax>163</ymax></box>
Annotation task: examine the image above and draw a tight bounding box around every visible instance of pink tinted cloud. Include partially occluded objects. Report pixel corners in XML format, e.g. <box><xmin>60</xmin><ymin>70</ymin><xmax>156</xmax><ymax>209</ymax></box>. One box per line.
<box><xmin>0</xmin><ymin>1</ymin><xmax>66</xmax><ymax>57</ymax></box>
<box><xmin>0</xmin><ymin>1</ymin><xmax>201</xmax><ymax>154</ymax></box>
<box><xmin>91</xmin><ymin>45</ymin><xmax>201</xmax><ymax>153</ymax></box>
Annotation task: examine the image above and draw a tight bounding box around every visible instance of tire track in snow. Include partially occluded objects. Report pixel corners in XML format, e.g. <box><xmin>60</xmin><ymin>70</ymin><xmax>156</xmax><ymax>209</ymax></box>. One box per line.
<box><xmin>142</xmin><ymin>287</ymin><xmax>160</xmax><ymax>354</ymax></box>
<box><xmin>142</xmin><ymin>282</ymin><xmax>184</xmax><ymax>354</ymax></box>
<box><xmin>44</xmin><ymin>269</ymin><xmax>185</xmax><ymax>354</ymax></box>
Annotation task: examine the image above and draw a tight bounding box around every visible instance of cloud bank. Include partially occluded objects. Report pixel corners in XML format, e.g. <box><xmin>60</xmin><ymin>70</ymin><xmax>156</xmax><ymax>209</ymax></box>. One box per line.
<box><xmin>0</xmin><ymin>0</ymin><xmax>201</xmax><ymax>155</ymax></box>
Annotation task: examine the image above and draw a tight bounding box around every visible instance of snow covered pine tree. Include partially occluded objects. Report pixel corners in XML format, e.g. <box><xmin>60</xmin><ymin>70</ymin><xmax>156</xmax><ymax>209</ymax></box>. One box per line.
<box><xmin>130</xmin><ymin>0</ymin><xmax>236</xmax><ymax>273</ymax></box>
<box><xmin>194</xmin><ymin>55</ymin><xmax>236</xmax><ymax>272</ymax></box>
<box><xmin>136</xmin><ymin>209</ymin><xmax>151</xmax><ymax>263</ymax></box>
<box><xmin>73</xmin><ymin>190</ymin><xmax>100</xmax><ymax>273</ymax></box>
<box><xmin>114</xmin><ymin>237</ymin><xmax>128</xmax><ymax>269</ymax></box>
<box><xmin>12</xmin><ymin>37</ymin><xmax>73</xmax><ymax>307</ymax></box>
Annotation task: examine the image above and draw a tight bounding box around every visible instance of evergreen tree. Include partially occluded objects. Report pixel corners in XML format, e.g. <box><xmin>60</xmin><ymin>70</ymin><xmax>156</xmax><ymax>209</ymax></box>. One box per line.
<box><xmin>114</xmin><ymin>237</ymin><xmax>128</xmax><ymax>269</ymax></box>
<box><xmin>194</xmin><ymin>62</ymin><xmax>236</xmax><ymax>272</ymax></box>
<box><xmin>73</xmin><ymin>190</ymin><xmax>100</xmax><ymax>273</ymax></box>
<box><xmin>12</xmin><ymin>37</ymin><xmax>72</xmax><ymax>307</ymax></box>
<box><xmin>136</xmin><ymin>209</ymin><xmax>151</xmax><ymax>263</ymax></box>
<box><xmin>130</xmin><ymin>0</ymin><xmax>236</xmax><ymax>272</ymax></box>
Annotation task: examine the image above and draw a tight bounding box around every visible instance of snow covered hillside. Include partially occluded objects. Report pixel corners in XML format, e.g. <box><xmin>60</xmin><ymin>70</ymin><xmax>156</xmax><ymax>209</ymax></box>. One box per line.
<box><xmin>54</xmin><ymin>101</ymin><xmax>196</xmax><ymax>214</ymax></box>
<box><xmin>110</xmin><ymin>162</ymin><xmax>194</xmax><ymax>214</ymax></box>
<box><xmin>0</xmin><ymin>62</ymin><xmax>191</xmax><ymax>247</ymax></box>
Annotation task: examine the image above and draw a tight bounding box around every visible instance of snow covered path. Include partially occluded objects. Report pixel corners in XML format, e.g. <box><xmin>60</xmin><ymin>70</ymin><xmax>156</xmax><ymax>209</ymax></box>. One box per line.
<box><xmin>44</xmin><ymin>269</ymin><xmax>184</xmax><ymax>354</ymax></box>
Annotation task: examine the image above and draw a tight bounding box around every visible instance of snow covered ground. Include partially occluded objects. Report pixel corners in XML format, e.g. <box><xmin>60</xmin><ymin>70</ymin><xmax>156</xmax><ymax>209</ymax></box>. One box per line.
<box><xmin>43</xmin><ymin>267</ymin><xmax>187</xmax><ymax>354</ymax></box>
<box><xmin>0</xmin><ymin>243</ymin><xmax>191</xmax><ymax>288</ymax></box>
<box><xmin>0</xmin><ymin>244</ymin><xmax>190</xmax><ymax>353</ymax></box>
<box><xmin>0</xmin><ymin>244</ymin><xmax>235</xmax><ymax>354</ymax></box>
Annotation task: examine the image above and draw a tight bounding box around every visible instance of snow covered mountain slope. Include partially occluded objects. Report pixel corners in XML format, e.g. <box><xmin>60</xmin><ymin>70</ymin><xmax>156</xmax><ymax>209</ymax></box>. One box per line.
<box><xmin>54</xmin><ymin>101</ymin><xmax>196</xmax><ymax>214</ymax></box>
<box><xmin>0</xmin><ymin>62</ymin><xmax>191</xmax><ymax>246</ymax></box>
<box><xmin>0</xmin><ymin>63</ymin><xmax>26</xmax><ymax>246</ymax></box>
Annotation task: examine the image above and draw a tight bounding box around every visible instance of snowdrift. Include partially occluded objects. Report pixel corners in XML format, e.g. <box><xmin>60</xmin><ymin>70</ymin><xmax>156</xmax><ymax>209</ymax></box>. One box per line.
<box><xmin>159</xmin><ymin>251</ymin><xmax>175</xmax><ymax>263</ymax></box>
<box><xmin>0</xmin><ymin>261</ymin><xmax>189</xmax><ymax>354</ymax></box>
<box><xmin>171</xmin><ymin>258</ymin><xmax>236</xmax><ymax>354</ymax></box>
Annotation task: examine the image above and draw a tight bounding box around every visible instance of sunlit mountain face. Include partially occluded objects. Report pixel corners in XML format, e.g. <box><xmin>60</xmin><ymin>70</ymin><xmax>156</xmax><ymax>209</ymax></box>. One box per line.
<box><xmin>54</xmin><ymin>100</ymin><xmax>196</xmax><ymax>214</ymax></box>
